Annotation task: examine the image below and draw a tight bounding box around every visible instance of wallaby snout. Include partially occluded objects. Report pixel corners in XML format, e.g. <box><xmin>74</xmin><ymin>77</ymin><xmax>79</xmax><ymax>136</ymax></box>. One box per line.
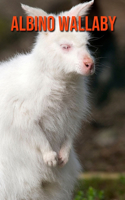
<box><xmin>83</xmin><ymin>56</ymin><xmax>95</xmax><ymax>75</ymax></box>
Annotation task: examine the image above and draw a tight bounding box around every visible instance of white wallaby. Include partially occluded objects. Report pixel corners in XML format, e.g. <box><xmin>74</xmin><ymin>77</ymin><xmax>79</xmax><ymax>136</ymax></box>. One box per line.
<box><xmin>0</xmin><ymin>1</ymin><xmax>95</xmax><ymax>200</ymax></box>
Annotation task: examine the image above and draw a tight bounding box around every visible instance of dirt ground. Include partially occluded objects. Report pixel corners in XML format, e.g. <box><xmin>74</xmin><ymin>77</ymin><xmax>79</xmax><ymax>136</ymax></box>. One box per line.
<box><xmin>76</xmin><ymin>89</ymin><xmax>125</xmax><ymax>172</ymax></box>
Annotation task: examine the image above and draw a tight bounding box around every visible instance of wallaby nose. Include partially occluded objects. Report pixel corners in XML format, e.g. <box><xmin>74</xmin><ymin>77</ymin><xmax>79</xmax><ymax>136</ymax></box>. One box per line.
<box><xmin>83</xmin><ymin>57</ymin><xmax>95</xmax><ymax>75</ymax></box>
<box><xmin>84</xmin><ymin>62</ymin><xmax>94</xmax><ymax>70</ymax></box>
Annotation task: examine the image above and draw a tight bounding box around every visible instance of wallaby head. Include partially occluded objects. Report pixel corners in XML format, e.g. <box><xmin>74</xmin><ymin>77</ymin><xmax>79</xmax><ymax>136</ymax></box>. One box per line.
<box><xmin>21</xmin><ymin>0</ymin><xmax>95</xmax><ymax>76</ymax></box>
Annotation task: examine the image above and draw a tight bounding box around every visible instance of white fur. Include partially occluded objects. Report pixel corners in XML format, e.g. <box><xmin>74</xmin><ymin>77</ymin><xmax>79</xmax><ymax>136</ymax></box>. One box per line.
<box><xmin>0</xmin><ymin>1</ymin><xmax>94</xmax><ymax>200</ymax></box>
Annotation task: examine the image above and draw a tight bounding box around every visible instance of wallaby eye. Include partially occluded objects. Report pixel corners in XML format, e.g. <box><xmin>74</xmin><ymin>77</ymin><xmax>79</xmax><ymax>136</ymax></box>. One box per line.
<box><xmin>60</xmin><ymin>44</ymin><xmax>72</xmax><ymax>51</ymax></box>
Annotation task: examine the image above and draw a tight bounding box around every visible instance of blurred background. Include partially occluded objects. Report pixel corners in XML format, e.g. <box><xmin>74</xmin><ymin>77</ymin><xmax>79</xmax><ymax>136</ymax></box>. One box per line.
<box><xmin>0</xmin><ymin>0</ymin><xmax>125</xmax><ymax>174</ymax></box>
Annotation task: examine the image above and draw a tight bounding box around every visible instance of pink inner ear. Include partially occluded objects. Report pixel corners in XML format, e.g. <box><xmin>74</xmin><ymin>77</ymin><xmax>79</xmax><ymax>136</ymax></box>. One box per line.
<box><xmin>66</xmin><ymin>1</ymin><xmax>94</xmax><ymax>17</ymax></box>
<box><xmin>67</xmin><ymin>5</ymin><xmax>82</xmax><ymax>17</ymax></box>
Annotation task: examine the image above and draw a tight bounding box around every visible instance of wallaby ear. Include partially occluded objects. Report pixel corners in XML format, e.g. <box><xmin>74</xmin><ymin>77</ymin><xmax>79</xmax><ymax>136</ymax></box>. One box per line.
<box><xmin>67</xmin><ymin>0</ymin><xmax>94</xmax><ymax>17</ymax></box>
<box><xmin>21</xmin><ymin>4</ymin><xmax>47</xmax><ymax>18</ymax></box>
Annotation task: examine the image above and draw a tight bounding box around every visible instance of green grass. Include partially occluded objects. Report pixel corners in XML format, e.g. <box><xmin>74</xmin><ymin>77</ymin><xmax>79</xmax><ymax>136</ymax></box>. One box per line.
<box><xmin>74</xmin><ymin>187</ymin><xmax>104</xmax><ymax>200</ymax></box>
<box><xmin>74</xmin><ymin>176</ymin><xmax>125</xmax><ymax>200</ymax></box>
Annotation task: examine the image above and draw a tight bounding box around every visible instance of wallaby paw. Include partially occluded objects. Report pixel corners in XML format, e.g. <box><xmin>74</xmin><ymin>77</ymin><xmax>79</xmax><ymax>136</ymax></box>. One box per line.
<box><xmin>58</xmin><ymin>150</ymin><xmax>69</xmax><ymax>167</ymax></box>
<box><xmin>43</xmin><ymin>151</ymin><xmax>58</xmax><ymax>167</ymax></box>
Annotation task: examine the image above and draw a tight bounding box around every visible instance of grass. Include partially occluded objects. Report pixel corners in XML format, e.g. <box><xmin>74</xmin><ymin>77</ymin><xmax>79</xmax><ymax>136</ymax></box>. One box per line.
<box><xmin>74</xmin><ymin>175</ymin><xmax>125</xmax><ymax>200</ymax></box>
<box><xmin>74</xmin><ymin>187</ymin><xmax>104</xmax><ymax>200</ymax></box>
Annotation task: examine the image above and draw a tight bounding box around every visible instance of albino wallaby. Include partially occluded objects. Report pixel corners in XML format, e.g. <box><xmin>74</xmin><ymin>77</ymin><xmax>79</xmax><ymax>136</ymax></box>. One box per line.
<box><xmin>0</xmin><ymin>1</ymin><xmax>95</xmax><ymax>199</ymax></box>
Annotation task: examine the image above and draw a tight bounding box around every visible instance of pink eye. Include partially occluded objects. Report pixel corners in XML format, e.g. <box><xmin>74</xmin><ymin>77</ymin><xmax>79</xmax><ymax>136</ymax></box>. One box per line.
<box><xmin>60</xmin><ymin>44</ymin><xmax>72</xmax><ymax>51</ymax></box>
